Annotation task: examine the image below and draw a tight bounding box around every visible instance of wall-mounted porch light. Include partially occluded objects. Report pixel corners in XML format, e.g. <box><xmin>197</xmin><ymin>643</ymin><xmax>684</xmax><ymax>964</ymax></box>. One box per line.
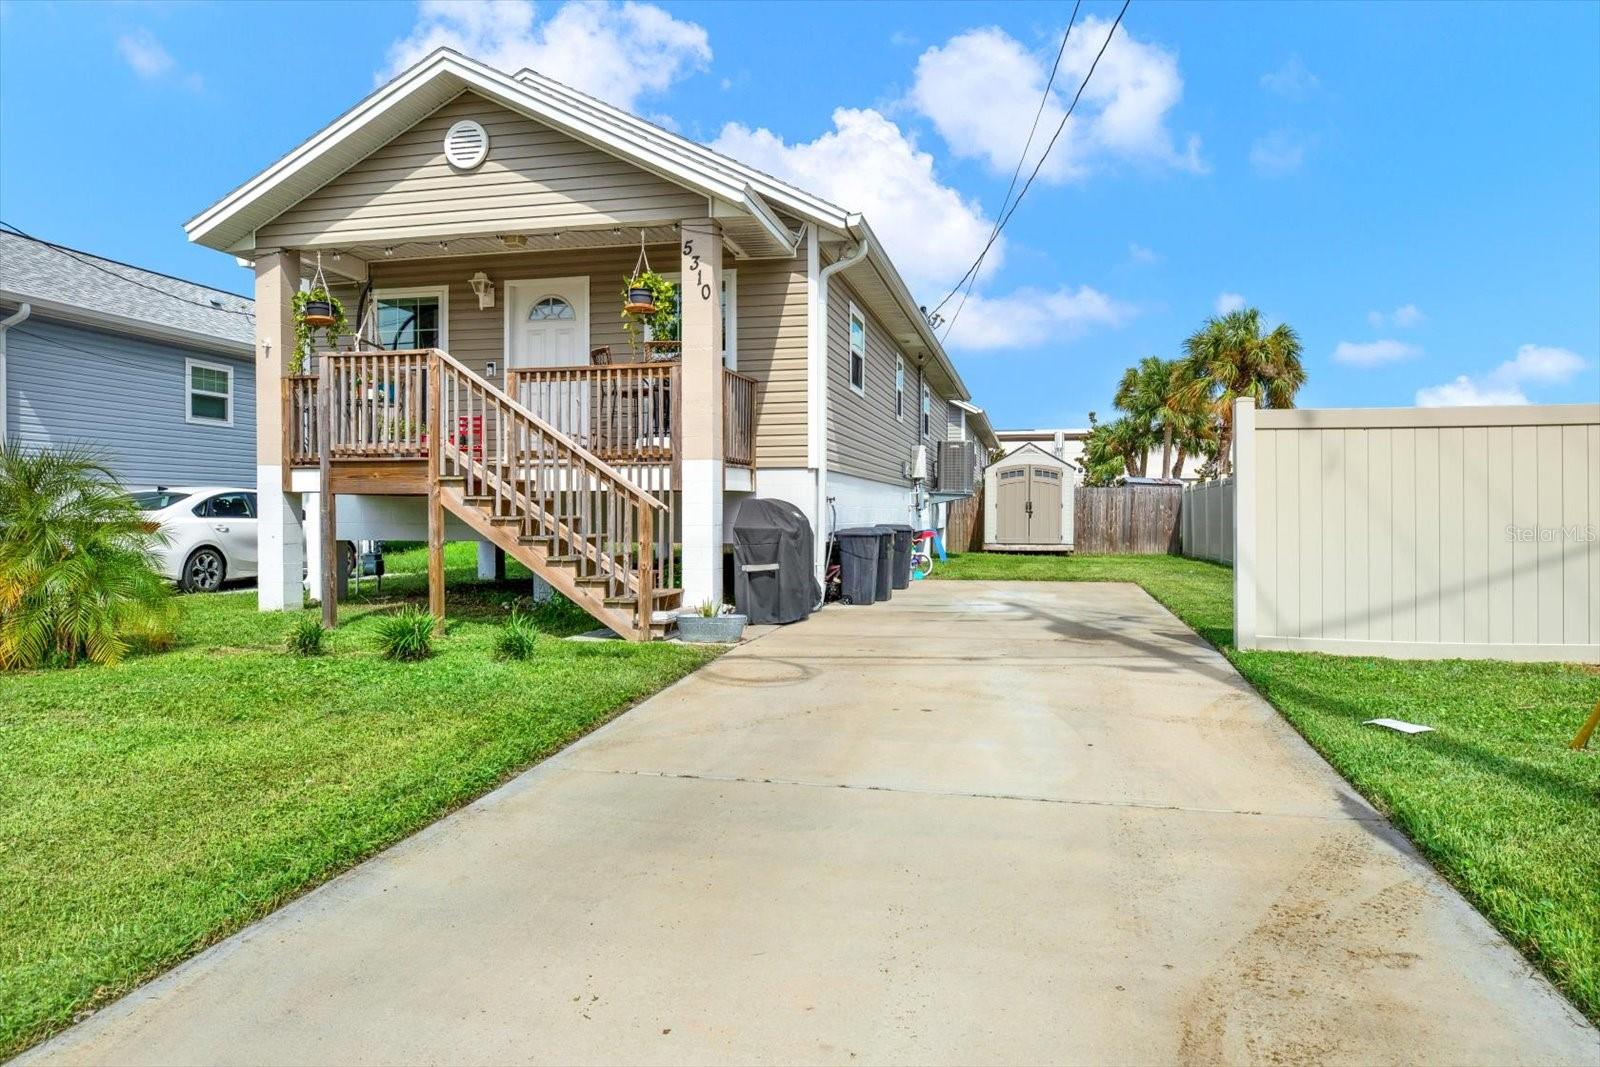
<box><xmin>469</xmin><ymin>271</ymin><xmax>495</xmax><ymax>310</ymax></box>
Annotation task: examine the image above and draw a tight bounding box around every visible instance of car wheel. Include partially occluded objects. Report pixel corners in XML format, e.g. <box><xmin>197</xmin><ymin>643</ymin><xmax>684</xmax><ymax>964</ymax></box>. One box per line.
<box><xmin>342</xmin><ymin>541</ymin><xmax>357</xmax><ymax>578</ymax></box>
<box><xmin>182</xmin><ymin>547</ymin><xmax>226</xmax><ymax>593</ymax></box>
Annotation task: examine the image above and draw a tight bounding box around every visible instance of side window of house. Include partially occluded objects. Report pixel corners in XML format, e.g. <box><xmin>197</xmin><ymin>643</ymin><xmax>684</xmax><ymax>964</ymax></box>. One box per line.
<box><xmin>186</xmin><ymin>359</ymin><xmax>232</xmax><ymax>426</ymax></box>
<box><xmin>895</xmin><ymin>355</ymin><xmax>905</xmax><ymax>419</ymax></box>
<box><xmin>376</xmin><ymin>293</ymin><xmax>443</xmax><ymax>350</ymax></box>
<box><xmin>921</xmin><ymin>383</ymin><xmax>932</xmax><ymax>438</ymax></box>
<box><xmin>848</xmin><ymin>303</ymin><xmax>866</xmax><ymax>396</ymax></box>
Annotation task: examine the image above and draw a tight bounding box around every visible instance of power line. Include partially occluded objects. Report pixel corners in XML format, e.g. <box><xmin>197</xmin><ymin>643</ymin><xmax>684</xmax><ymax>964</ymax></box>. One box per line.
<box><xmin>0</xmin><ymin>221</ymin><xmax>256</xmax><ymax>321</ymax></box>
<box><xmin>933</xmin><ymin>0</ymin><xmax>1133</xmax><ymax>343</ymax></box>
<box><xmin>940</xmin><ymin>0</ymin><xmax>1082</xmax><ymax>342</ymax></box>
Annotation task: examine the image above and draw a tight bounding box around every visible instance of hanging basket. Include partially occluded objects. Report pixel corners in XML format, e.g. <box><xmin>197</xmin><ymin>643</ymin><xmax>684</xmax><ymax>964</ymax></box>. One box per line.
<box><xmin>624</xmin><ymin>287</ymin><xmax>657</xmax><ymax>315</ymax></box>
<box><xmin>301</xmin><ymin>300</ymin><xmax>337</xmax><ymax>328</ymax></box>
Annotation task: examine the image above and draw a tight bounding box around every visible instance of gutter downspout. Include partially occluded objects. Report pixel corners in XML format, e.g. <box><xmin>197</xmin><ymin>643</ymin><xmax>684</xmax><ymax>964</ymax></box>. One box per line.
<box><xmin>813</xmin><ymin>230</ymin><xmax>870</xmax><ymax>582</ymax></box>
<box><xmin>0</xmin><ymin>303</ymin><xmax>32</xmax><ymax>441</ymax></box>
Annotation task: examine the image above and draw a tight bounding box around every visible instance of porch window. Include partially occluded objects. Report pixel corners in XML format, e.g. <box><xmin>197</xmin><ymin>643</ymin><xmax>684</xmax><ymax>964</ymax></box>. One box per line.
<box><xmin>895</xmin><ymin>355</ymin><xmax>905</xmax><ymax>419</ymax></box>
<box><xmin>644</xmin><ymin>272</ymin><xmax>736</xmax><ymax>366</ymax></box>
<box><xmin>375</xmin><ymin>287</ymin><xmax>448</xmax><ymax>350</ymax></box>
<box><xmin>848</xmin><ymin>302</ymin><xmax>866</xmax><ymax>396</ymax></box>
<box><xmin>186</xmin><ymin>358</ymin><xmax>232</xmax><ymax>426</ymax></box>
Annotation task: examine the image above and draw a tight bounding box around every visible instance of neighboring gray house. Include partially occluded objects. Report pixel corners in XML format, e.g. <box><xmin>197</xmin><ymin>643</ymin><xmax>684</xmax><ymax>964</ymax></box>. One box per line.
<box><xmin>0</xmin><ymin>230</ymin><xmax>257</xmax><ymax>489</ymax></box>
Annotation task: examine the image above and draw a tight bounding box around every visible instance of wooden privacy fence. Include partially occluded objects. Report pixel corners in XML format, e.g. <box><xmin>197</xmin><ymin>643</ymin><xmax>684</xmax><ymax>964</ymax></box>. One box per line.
<box><xmin>945</xmin><ymin>487</ymin><xmax>984</xmax><ymax>553</ymax></box>
<box><xmin>1233</xmin><ymin>399</ymin><xmax>1600</xmax><ymax>663</ymax></box>
<box><xmin>1181</xmin><ymin>478</ymin><xmax>1234</xmax><ymax>564</ymax></box>
<box><xmin>1073</xmin><ymin>484</ymin><xmax>1182</xmax><ymax>554</ymax></box>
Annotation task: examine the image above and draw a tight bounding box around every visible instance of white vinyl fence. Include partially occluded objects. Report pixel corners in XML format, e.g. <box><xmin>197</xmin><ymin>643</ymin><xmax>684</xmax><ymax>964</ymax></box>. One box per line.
<box><xmin>1180</xmin><ymin>478</ymin><xmax>1234</xmax><ymax>564</ymax></box>
<box><xmin>1233</xmin><ymin>399</ymin><xmax>1600</xmax><ymax>663</ymax></box>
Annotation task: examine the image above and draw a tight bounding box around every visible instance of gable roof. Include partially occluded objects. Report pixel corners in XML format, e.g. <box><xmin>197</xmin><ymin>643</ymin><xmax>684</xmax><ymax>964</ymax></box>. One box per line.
<box><xmin>0</xmin><ymin>231</ymin><xmax>254</xmax><ymax>354</ymax></box>
<box><xmin>995</xmin><ymin>440</ymin><xmax>1081</xmax><ymax>470</ymax></box>
<box><xmin>184</xmin><ymin>47</ymin><xmax>971</xmax><ymax>400</ymax></box>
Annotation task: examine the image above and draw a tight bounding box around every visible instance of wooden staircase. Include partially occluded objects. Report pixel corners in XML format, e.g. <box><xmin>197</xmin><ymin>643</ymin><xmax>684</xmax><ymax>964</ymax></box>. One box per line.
<box><xmin>313</xmin><ymin>348</ymin><xmax>679</xmax><ymax>640</ymax></box>
<box><xmin>430</xmin><ymin>350</ymin><xmax>679</xmax><ymax>640</ymax></box>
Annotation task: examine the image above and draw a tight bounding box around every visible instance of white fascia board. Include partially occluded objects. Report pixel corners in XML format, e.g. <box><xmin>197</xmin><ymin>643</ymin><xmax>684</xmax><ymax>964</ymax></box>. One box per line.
<box><xmin>188</xmin><ymin>50</ymin><xmax>753</xmax><ymax>252</ymax></box>
<box><xmin>0</xmin><ymin>290</ymin><xmax>254</xmax><ymax>357</ymax></box>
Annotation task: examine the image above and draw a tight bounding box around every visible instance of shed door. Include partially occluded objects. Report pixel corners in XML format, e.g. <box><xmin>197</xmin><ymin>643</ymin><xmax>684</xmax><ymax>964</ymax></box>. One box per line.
<box><xmin>1030</xmin><ymin>466</ymin><xmax>1063</xmax><ymax>543</ymax></box>
<box><xmin>996</xmin><ymin>466</ymin><xmax>1031</xmax><ymax>542</ymax></box>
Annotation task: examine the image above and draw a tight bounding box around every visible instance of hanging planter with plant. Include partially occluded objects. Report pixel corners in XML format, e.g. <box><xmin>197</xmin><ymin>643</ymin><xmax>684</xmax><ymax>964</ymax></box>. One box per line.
<box><xmin>290</xmin><ymin>253</ymin><xmax>349</xmax><ymax>373</ymax></box>
<box><xmin>620</xmin><ymin>232</ymin><xmax>679</xmax><ymax>359</ymax></box>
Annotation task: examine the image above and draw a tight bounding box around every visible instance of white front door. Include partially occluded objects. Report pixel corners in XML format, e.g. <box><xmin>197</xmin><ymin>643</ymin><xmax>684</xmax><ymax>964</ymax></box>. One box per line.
<box><xmin>506</xmin><ymin>277</ymin><xmax>589</xmax><ymax>369</ymax></box>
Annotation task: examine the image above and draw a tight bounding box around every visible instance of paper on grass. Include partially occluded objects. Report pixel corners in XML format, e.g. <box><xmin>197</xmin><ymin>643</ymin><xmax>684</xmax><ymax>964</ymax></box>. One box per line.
<box><xmin>1363</xmin><ymin>718</ymin><xmax>1434</xmax><ymax>734</ymax></box>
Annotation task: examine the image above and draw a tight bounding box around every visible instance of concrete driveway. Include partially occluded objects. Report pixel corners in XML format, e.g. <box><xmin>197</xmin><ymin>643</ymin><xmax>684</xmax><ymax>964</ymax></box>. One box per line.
<box><xmin>27</xmin><ymin>581</ymin><xmax>1598</xmax><ymax>1066</ymax></box>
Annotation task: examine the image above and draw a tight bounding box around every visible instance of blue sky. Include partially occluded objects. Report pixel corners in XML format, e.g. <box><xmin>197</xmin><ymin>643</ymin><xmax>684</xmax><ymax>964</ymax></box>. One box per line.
<box><xmin>2</xmin><ymin>0</ymin><xmax>1597</xmax><ymax>428</ymax></box>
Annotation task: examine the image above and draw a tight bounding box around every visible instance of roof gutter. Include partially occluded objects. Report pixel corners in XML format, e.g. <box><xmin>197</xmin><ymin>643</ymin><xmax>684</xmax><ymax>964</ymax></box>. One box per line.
<box><xmin>0</xmin><ymin>301</ymin><xmax>32</xmax><ymax>441</ymax></box>
<box><xmin>813</xmin><ymin>230</ymin><xmax>871</xmax><ymax>579</ymax></box>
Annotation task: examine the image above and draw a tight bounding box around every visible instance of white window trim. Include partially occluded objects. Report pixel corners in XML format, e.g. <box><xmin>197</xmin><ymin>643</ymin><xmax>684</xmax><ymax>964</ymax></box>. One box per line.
<box><xmin>653</xmin><ymin>270</ymin><xmax>737</xmax><ymax>366</ymax></box>
<box><xmin>372</xmin><ymin>285</ymin><xmax>450</xmax><ymax>351</ymax></box>
<box><xmin>185</xmin><ymin>357</ymin><xmax>234</xmax><ymax>427</ymax></box>
<box><xmin>895</xmin><ymin>354</ymin><xmax>905</xmax><ymax>421</ymax></box>
<box><xmin>847</xmin><ymin>300</ymin><xmax>866</xmax><ymax>397</ymax></box>
<box><xmin>922</xmin><ymin>382</ymin><xmax>933</xmax><ymax>439</ymax></box>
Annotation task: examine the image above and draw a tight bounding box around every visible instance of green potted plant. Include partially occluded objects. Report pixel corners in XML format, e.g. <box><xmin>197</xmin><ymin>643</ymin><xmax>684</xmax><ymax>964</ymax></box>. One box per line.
<box><xmin>675</xmin><ymin>599</ymin><xmax>746</xmax><ymax>643</ymax></box>
<box><xmin>291</xmin><ymin>287</ymin><xmax>348</xmax><ymax>374</ymax></box>
<box><xmin>620</xmin><ymin>270</ymin><xmax>677</xmax><ymax>359</ymax></box>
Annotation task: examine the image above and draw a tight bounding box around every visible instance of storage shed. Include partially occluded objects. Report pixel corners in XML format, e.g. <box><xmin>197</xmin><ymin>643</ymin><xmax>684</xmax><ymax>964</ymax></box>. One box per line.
<box><xmin>983</xmin><ymin>443</ymin><xmax>1075</xmax><ymax>552</ymax></box>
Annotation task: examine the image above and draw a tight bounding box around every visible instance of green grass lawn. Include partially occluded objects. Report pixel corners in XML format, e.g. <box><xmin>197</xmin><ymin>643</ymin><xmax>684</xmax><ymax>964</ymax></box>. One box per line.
<box><xmin>936</xmin><ymin>552</ymin><xmax>1600</xmax><ymax>1022</ymax></box>
<box><xmin>0</xmin><ymin>544</ymin><xmax>718</xmax><ymax>1057</ymax></box>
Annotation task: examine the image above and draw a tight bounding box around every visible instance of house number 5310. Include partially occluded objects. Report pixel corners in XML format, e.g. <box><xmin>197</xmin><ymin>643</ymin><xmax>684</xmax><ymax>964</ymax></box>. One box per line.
<box><xmin>682</xmin><ymin>238</ymin><xmax>713</xmax><ymax>301</ymax></box>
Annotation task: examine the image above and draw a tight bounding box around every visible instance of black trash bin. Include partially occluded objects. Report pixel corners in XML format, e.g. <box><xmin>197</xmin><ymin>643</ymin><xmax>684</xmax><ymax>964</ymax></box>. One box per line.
<box><xmin>835</xmin><ymin>527</ymin><xmax>882</xmax><ymax>605</ymax></box>
<box><xmin>871</xmin><ymin>526</ymin><xmax>896</xmax><ymax>601</ymax></box>
<box><xmin>884</xmin><ymin>524</ymin><xmax>915</xmax><ymax>590</ymax></box>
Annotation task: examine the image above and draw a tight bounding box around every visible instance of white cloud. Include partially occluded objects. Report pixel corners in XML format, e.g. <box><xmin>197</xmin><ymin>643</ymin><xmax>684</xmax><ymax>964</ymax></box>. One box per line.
<box><xmin>1260</xmin><ymin>55</ymin><xmax>1319</xmax><ymax>98</ymax></box>
<box><xmin>1367</xmin><ymin>304</ymin><xmax>1424</xmax><ymax>329</ymax></box>
<box><xmin>711</xmin><ymin>108</ymin><xmax>998</xmax><ymax>297</ymax></box>
<box><xmin>1128</xmin><ymin>242</ymin><xmax>1161</xmax><ymax>265</ymax></box>
<box><xmin>383</xmin><ymin>0</ymin><xmax>710</xmax><ymax>110</ymax></box>
<box><xmin>1250</xmin><ymin>130</ymin><xmax>1310</xmax><ymax>176</ymax></box>
<box><xmin>1332</xmin><ymin>339</ymin><xmax>1422</xmax><ymax>367</ymax></box>
<box><xmin>1416</xmin><ymin>344</ymin><xmax>1587</xmax><ymax>407</ymax></box>
<box><xmin>117</xmin><ymin>29</ymin><xmax>202</xmax><ymax>90</ymax></box>
<box><xmin>906</xmin><ymin>19</ymin><xmax>1204</xmax><ymax>183</ymax></box>
<box><xmin>1415</xmin><ymin>377</ymin><xmax>1528</xmax><ymax>408</ymax></box>
<box><xmin>1215</xmin><ymin>292</ymin><xmax>1246</xmax><ymax>314</ymax></box>
<box><xmin>942</xmin><ymin>285</ymin><xmax>1134</xmax><ymax>352</ymax></box>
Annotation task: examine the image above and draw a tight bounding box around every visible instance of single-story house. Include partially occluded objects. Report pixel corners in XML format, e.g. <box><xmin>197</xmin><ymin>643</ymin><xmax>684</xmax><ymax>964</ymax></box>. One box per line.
<box><xmin>0</xmin><ymin>230</ymin><xmax>257</xmax><ymax>490</ymax></box>
<box><xmin>183</xmin><ymin>48</ymin><xmax>990</xmax><ymax>638</ymax></box>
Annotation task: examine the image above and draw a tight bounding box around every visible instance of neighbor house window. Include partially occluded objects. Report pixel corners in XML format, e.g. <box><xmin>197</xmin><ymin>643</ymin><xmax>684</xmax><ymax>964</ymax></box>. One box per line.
<box><xmin>848</xmin><ymin>302</ymin><xmax>866</xmax><ymax>396</ymax></box>
<box><xmin>186</xmin><ymin>358</ymin><xmax>232</xmax><ymax>426</ymax></box>
<box><xmin>375</xmin><ymin>287</ymin><xmax>448</xmax><ymax>350</ymax></box>
<box><xmin>895</xmin><ymin>355</ymin><xmax>905</xmax><ymax>419</ymax></box>
<box><xmin>921</xmin><ymin>383</ymin><xmax>932</xmax><ymax>438</ymax></box>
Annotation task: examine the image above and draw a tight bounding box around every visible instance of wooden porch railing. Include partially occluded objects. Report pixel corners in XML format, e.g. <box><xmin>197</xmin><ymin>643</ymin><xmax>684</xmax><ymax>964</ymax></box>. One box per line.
<box><xmin>325</xmin><ymin>350</ymin><xmax>431</xmax><ymax>458</ymax></box>
<box><xmin>509</xmin><ymin>363</ymin><xmax>678</xmax><ymax>465</ymax></box>
<box><xmin>283</xmin><ymin>373</ymin><xmax>320</xmax><ymax>466</ymax></box>
<box><xmin>724</xmin><ymin>369</ymin><xmax>757</xmax><ymax>468</ymax></box>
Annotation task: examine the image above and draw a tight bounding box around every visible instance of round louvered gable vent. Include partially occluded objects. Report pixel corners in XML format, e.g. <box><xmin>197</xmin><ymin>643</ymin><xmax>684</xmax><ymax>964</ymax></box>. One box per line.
<box><xmin>443</xmin><ymin>120</ymin><xmax>489</xmax><ymax>170</ymax></box>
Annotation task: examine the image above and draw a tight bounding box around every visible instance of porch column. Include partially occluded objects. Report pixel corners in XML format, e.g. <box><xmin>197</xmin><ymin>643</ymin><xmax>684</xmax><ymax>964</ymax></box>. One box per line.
<box><xmin>678</xmin><ymin>218</ymin><xmax>725</xmax><ymax>608</ymax></box>
<box><xmin>254</xmin><ymin>250</ymin><xmax>305</xmax><ymax>611</ymax></box>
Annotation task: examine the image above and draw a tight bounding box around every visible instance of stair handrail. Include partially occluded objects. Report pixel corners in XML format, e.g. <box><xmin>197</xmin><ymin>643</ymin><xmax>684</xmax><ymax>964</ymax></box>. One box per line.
<box><xmin>428</xmin><ymin>348</ymin><xmax>666</xmax><ymax>513</ymax></box>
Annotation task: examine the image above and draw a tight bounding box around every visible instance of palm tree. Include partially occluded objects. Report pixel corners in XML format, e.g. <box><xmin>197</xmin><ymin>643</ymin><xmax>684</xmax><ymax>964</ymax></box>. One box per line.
<box><xmin>0</xmin><ymin>444</ymin><xmax>179</xmax><ymax>669</ymax></box>
<box><xmin>1178</xmin><ymin>308</ymin><xmax>1305</xmax><ymax>477</ymax></box>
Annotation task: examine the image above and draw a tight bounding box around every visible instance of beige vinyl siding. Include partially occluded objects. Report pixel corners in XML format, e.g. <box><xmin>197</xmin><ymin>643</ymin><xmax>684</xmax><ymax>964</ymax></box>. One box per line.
<box><xmin>258</xmin><ymin>92</ymin><xmax>706</xmax><ymax>248</ymax></box>
<box><xmin>735</xmin><ymin>233</ymin><xmax>809</xmax><ymax>467</ymax></box>
<box><xmin>826</xmin><ymin>278</ymin><xmax>917</xmax><ymax>484</ymax></box>
<box><xmin>1239</xmin><ymin>404</ymin><xmax>1599</xmax><ymax>662</ymax></box>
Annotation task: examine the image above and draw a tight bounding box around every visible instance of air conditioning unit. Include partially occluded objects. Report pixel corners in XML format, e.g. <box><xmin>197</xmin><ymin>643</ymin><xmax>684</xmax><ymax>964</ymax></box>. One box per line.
<box><xmin>936</xmin><ymin>440</ymin><xmax>979</xmax><ymax>496</ymax></box>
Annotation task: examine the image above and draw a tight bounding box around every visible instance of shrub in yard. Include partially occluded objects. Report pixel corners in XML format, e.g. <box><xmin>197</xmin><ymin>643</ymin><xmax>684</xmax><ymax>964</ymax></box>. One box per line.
<box><xmin>285</xmin><ymin>616</ymin><xmax>327</xmax><ymax>656</ymax></box>
<box><xmin>493</xmin><ymin>611</ymin><xmax>539</xmax><ymax>661</ymax></box>
<box><xmin>0</xmin><ymin>444</ymin><xmax>179</xmax><ymax>669</ymax></box>
<box><xmin>375</xmin><ymin>606</ymin><xmax>435</xmax><ymax>661</ymax></box>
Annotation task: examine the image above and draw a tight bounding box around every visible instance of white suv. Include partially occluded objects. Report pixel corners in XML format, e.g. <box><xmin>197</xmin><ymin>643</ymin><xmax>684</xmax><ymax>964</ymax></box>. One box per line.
<box><xmin>134</xmin><ymin>487</ymin><xmax>259</xmax><ymax>592</ymax></box>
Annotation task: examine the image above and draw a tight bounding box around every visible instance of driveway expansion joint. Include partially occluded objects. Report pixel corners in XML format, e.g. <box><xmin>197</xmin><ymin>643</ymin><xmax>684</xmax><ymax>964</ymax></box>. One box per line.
<box><xmin>572</xmin><ymin>766</ymin><xmax>1390</xmax><ymax>825</ymax></box>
